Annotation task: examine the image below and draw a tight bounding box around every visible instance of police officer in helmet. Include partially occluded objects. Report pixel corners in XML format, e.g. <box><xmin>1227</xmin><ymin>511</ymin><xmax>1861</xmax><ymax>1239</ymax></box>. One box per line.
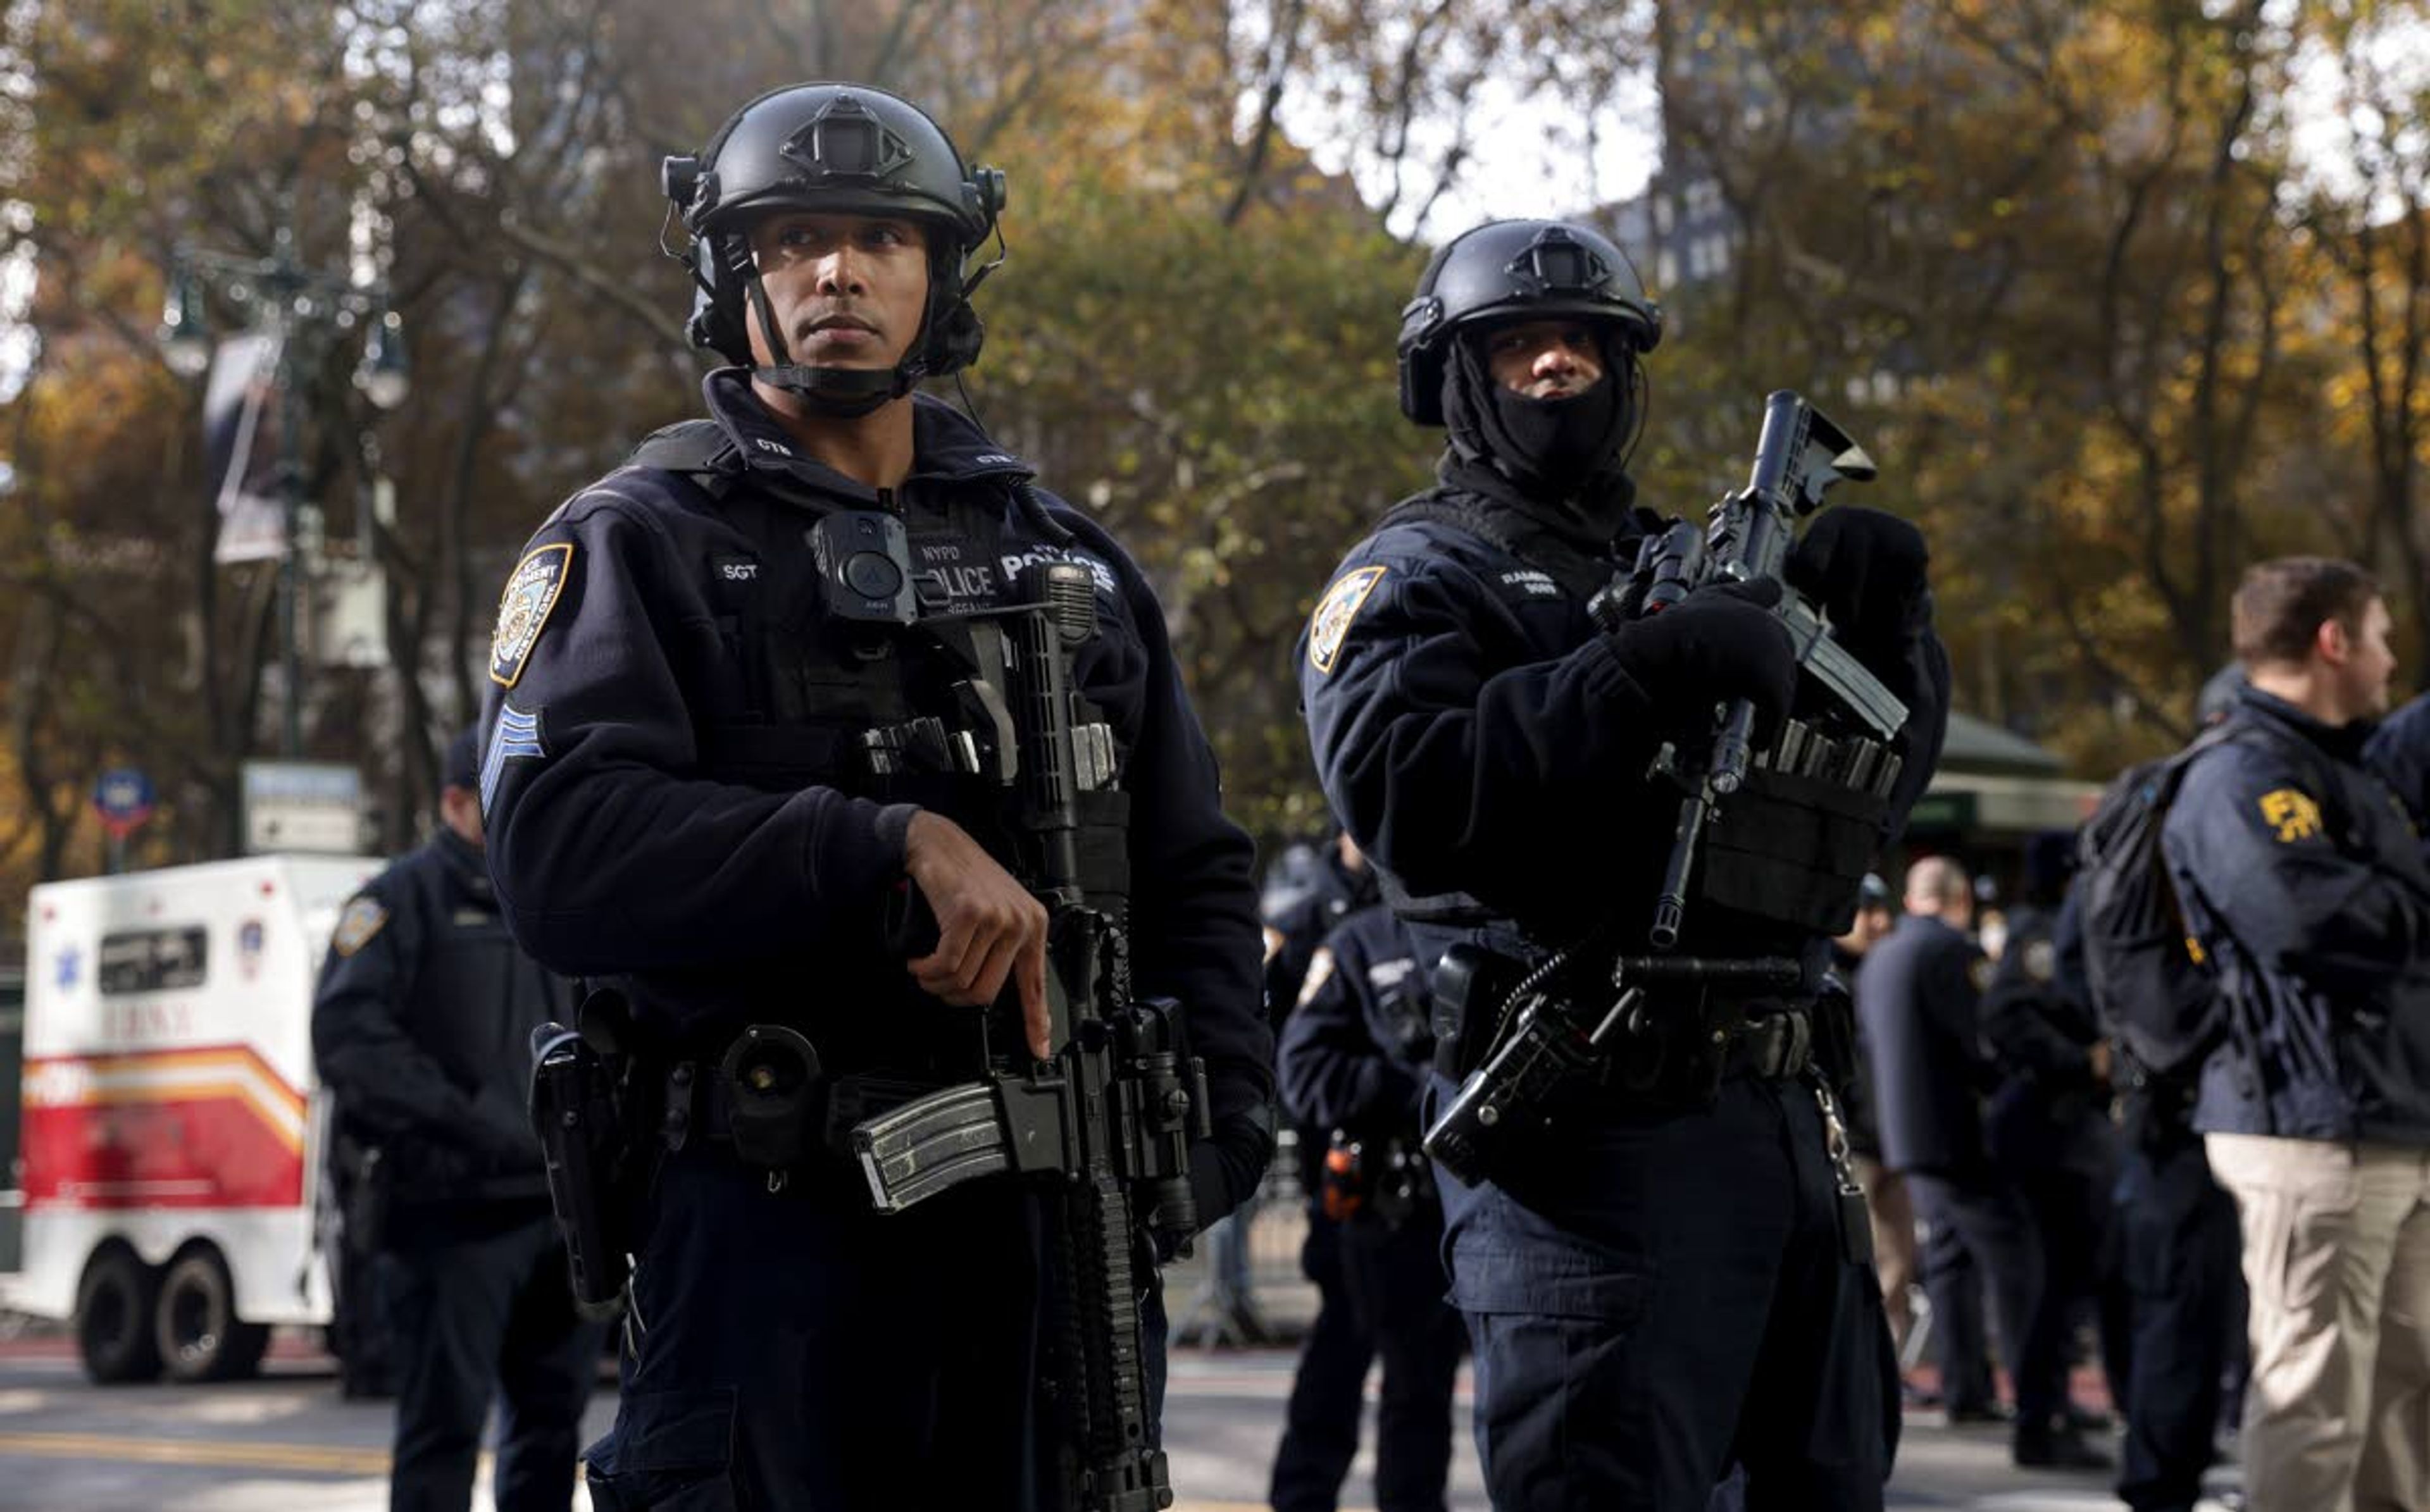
<box><xmin>479</xmin><ymin>81</ymin><xmax>1274</xmax><ymax>1509</ymax></box>
<box><xmin>1299</xmin><ymin>218</ymin><xmax>1950</xmax><ymax>1509</ymax></box>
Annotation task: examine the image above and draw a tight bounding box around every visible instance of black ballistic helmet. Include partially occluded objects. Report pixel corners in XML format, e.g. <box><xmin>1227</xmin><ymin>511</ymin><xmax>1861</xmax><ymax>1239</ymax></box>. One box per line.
<box><xmin>1397</xmin><ymin>219</ymin><xmax>1662</xmax><ymax>426</ymax></box>
<box><xmin>662</xmin><ymin>82</ymin><xmax>1007</xmax><ymax>411</ymax></box>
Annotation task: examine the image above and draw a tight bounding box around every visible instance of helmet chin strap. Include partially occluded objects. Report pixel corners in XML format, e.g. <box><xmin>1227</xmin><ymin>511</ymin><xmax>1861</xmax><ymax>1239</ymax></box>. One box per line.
<box><xmin>742</xmin><ymin>261</ymin><xmax>932</xmax><ymax>419</ymax></box>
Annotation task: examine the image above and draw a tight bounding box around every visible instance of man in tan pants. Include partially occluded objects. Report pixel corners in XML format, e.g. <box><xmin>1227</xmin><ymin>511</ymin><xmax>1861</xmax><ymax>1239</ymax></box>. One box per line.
<box><xmin>2160</xmin><ymin>557</ymin><xmax>2430</xmax><ymax>1511</ymax></box>
<box><xmin>2203</xmin><ymin>1134</ymin><xmax>2430</xmax><ymax>1509</ymax></box>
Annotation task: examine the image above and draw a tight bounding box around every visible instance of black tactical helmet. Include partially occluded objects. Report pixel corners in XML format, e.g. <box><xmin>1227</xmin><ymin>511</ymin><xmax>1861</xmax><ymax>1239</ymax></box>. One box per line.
<box><xmin>1397</xmin><ymin>219</ymin><xmax>1662</xmax><ymax>426</ymax></box>
<box><xmin>661</xmin><ymin>82</ymin><xmax>1008</xmax><ymax>409</ymax></box>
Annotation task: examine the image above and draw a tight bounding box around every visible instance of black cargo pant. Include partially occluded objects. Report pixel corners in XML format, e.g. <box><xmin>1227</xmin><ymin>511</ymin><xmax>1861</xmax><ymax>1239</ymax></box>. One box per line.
<box><xmin>1437</xmin><ymin>1074</ymin><xmax>1897</xmax><ymax>1511</ymax></box>
<box><xmin>383</xmin><ymin>1205</ymin><xmax>605</xmax><ymax>1512</ymax></box>
<box><xmin>2115</xmin><ymin>1133</ymin><xmax>2244</xmax><ymax>1512</ymax></box>
<box><xmin>1271</xmin><ymin>1203</ymin><xmax>1464</xmax><ymax>1512</ymax></box>
<box><xmin>582</xmin><ymin>1144</ymin><xmax>1170</xmax><ymax>1511</ymax></box>
<box><xmin>1906</xmin><ymin>1169</ymin><xmax>2060</xmax><ymax>1432</ymax></box>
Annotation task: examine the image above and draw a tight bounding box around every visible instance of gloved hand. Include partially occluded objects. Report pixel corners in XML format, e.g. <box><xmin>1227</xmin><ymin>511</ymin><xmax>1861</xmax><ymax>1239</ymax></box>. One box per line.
<box><xmin>1611</xmin><ymin>578</ymin><xmax>1798</xmax><ymax>738</ymax></box>
<box><xmin>1785</xmin><ymin>507</ymin><xmax>1929</xmax><ymax>652</ymax></box>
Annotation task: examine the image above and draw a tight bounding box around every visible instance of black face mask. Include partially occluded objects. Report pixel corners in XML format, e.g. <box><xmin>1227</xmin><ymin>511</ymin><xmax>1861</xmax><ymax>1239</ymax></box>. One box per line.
<box><xmin>1442</xmin><ymin>335</ymin><xmax>1636</xmax><ymax>501</ymax></box>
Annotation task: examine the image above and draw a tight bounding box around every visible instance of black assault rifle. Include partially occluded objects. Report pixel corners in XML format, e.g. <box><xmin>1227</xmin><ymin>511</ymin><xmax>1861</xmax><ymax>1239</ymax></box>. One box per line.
<box><xmin>847</xmin><ymin>561</ymin><xmax>1208</xmax><ymax>1512</ymax></box>
<box><xmin>1421</xmin><ymin>393</ymin><xmax>1913</xmax><ymax>1184</ymax></box>
<box><xmin>1615</xmin><ymin>390</ymin><xmax>1909</xmax><ymax>948</ymax></box>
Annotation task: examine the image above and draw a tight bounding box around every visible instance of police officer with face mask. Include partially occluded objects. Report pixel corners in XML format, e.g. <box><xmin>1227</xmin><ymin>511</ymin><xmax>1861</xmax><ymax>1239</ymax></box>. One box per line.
<box><xmin>1298</xmin><ymin>219</ymin><xmax>1950</xmax><ymax>1510</ymax></box>
<box><xmin>478</xmin><ymin>82</ymin><xmax>1274</xmax><ymax>1509</ymax></box>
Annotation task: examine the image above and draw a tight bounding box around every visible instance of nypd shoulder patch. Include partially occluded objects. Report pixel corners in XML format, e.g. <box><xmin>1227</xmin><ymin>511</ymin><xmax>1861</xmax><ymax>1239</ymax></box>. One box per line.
<box><xmin>1307</xmin><ymin>566</ymin><xmax>1388</xmax><ymax>676</ymax></box>
<box><xmin>489</xmin><ymin>543</ymin><xmax>575</xmax><ymax>689</ymax></box>
<box><xmin>332</xmin><ymin>897</ymin><xmax>389</xmax><ymax>958</ymax></box>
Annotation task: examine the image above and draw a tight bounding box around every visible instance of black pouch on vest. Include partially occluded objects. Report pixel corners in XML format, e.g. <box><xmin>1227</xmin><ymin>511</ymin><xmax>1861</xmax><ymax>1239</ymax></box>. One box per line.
<box><xmin>1431</xmin><ymin>945</ymin><xmax>1527</xmax><ymax>1082</ymax></box>
<box><xmin>717</xmin><ymin>1025</ymin><xmax>826</xmax><ymax>1170</ymax></box>
<box><xmin>1697</xmin><ymin>767</ymin><xmax>1888</xmax><ymax>936</ymax></box>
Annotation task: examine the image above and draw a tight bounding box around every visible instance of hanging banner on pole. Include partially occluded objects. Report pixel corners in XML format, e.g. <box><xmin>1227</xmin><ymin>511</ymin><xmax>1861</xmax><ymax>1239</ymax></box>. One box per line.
<box><xmin>203</xmin><ymin>332</ymin><xmax>287</xmax><ymax>565</ymax></box>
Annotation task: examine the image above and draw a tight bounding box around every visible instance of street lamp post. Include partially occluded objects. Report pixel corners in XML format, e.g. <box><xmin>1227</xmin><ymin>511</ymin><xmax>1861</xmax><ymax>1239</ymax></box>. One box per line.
<box><xmin>157</xmin><ymin>206</ymin><xmax>409</xmax><ymax>758</ymax></box>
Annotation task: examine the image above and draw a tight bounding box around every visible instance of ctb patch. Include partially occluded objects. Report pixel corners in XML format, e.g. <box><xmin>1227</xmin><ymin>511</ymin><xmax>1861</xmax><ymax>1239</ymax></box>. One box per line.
<box><xmin>489</xmin><ymin>543</ymin><xmax>574</xmax><ymax>688</ymax></box>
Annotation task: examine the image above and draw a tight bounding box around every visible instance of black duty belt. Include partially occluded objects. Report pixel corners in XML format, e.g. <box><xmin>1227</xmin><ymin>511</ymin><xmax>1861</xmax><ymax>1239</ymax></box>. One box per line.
<box><xmin>656</xmin><ymin>1028</ymin><xmax>952</xmax><ymax>1188</ymax></box>
<box><xmin>1722</xmin><ymin>1008</ymin><xmax>1814</xmax><ymax>1081</ymax></box>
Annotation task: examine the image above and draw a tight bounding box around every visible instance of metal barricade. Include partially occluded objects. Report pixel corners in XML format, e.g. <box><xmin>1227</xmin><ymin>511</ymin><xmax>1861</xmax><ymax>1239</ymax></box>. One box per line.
<box><xmin>1169</xmin><ymin>1129</ymin><xmax>1316</xmax><ymax>1348</ymax></box>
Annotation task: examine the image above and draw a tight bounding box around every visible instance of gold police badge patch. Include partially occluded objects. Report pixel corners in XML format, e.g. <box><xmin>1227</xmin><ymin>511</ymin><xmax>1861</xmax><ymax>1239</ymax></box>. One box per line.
<box><xmin>1307</xmin><ymin>566</ymin><xmax>1388</xmax><ymax>676</ymax></box>
<box><xmin>2258</xmin><ymin>788</ymin><xmax>2324</xmax><ymax>844</ymax></box>
<box><xmin>332</xmin><ymin>897</ymin><xmax>389</xmax><ymax>958</ymax></box>
<box><xmin>489</xmin><ymin>543</ymin><xmax>575</xmax><ymax>689</ymax></box>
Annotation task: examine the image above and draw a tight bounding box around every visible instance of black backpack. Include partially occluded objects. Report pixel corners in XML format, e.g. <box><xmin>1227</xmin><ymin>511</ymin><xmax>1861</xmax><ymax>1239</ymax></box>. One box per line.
<box><xmin>2076</xmin><ymin>724</ymin><xmax>2244</xmax><ymax>1079</ymax></box>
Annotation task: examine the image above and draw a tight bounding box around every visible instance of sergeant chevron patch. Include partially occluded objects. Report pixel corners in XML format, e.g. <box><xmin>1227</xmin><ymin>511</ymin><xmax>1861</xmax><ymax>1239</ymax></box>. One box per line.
<box><xmin>481</xmin><ymin>703</ymin><xmax>545</xmax><ymax>815</ymax></box>
<box><xmin>1307</xmin><ymin>566</ymin><xmax>1387</xmax><ymax>676</ymax></box>
<box><xmin>489</xmin><ymin>543</ymin><xmax>573</xmax><ymax>688</ymax></box>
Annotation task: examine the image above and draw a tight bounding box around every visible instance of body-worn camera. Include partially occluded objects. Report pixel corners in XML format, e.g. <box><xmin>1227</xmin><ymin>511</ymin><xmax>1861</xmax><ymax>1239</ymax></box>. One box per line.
<box><xmin>809</xmin><ymin>509</ymin><xmax>918</xmax><ymax>625</ymax></box>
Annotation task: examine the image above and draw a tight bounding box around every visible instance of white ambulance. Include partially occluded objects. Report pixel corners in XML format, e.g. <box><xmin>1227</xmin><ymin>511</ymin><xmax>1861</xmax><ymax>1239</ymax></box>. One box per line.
<box><xmin>9</xmin><ymin>855</ymin><xmax>379</xmax><ymax>1383</ymax></box>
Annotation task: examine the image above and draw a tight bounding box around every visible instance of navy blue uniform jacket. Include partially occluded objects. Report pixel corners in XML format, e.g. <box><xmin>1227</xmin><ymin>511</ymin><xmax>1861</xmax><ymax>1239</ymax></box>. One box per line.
<box><xmin>311</xmin><ymin>829</ymin><xmax>569</xmax><ymax>1205</ymax></box>
<box><xmin>2366</xmin><ymin>689</ymin><xmax>2430</xmax><ymax>868</ymax></box>
<box><xmin>477</xmin><ymin>371</ymin><xmax>1274</xmax><ymax>1219</ymax></box>
<box><xmin>1261</xmin><ymin>848</ymin><xmax>1380</xmax><ymax>1032</ymax></box>
<box><xmin>1294</xmin><ymin>478</ymin><xmax>1948</xmax><ymax>980</ymax></box>
<box><xmin>1979</xmin><ymin>902</ymin><xmax>2110</xmax><ymax>1175</ymax></box>
<box><xmin>1276</xmin><ymin>903</ymin><xmax>1433</xmax><ymax>1138</ymax></box>
<box><xmin>1855</xmin><ymin>912</ymin><xmax>1995</xmax><ymax>1174</ymax></box>
<box><xmin>2165</xmin><ymin>686</ymin><xmax>2430</xmax><ymax>1145</ymax></box>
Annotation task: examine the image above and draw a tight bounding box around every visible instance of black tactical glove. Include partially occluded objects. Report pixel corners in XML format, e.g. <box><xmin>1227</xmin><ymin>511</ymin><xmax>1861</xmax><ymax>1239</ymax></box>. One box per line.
<box><xmin>1611</xmin><ymin>578</ymin><xmax>1798</xmax><ymax>738</ymax></box>
<box><xmin>1785</xmin><ymin>507</ymin><xmax>1929</xmax><ymax>652</ymax></box>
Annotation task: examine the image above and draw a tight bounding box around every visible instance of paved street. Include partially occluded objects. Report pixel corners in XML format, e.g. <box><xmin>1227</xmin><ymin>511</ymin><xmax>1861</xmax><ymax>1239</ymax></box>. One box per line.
<box><xmin>0</xmin><ymin>1334</ymin><xmax>2245</xmax><ymax>1511</ymax></box>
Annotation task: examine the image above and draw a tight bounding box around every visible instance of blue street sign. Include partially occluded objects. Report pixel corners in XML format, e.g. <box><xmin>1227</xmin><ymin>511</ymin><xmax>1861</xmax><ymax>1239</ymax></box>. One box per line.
<box><xmin>94</xmin><ymin>767</ymin><xmax>157</xmax><ymax>838</ymax></box>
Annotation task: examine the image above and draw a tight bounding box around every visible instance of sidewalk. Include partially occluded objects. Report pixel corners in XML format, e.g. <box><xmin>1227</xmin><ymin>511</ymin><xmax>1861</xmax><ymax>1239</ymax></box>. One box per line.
<box><xmin>1162</xmin><ymin>1348</ymin><xmax>2248</xmax><ymax>1511</ymax></box>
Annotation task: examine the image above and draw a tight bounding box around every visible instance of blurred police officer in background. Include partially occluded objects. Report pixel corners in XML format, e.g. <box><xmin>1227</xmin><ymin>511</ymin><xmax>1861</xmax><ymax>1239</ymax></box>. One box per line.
<box><xmin>2092</xmin><ymin>667</ymin><xmax>2249</xmax><ymax>1512</ymax></box>
<box><xmin>477</xmin><ymin>81</ymin><xmax>1274</xmax><ymax>1508</ymax></box>
<box><xmin>2367</xmin><ymin>679</ymin><xmax>2430</xmax><ymax>853</ymax></box>
<box><xmin>1272</xmin><ymin>900</ymin><xmax>1464</xmax><ymax>1512</ymax></box>
<box><xmin>1241</xmin><ymin>824</ymin><xmax>1378</xmax><ymax>1347</ymax></box>
<box><xmin>2162</xmin><ymin>557</ymin><xmax>2430</xmax><ymax>1511</ymax></box>
<box><xmin>312</xmin><ymin>728</ymin><xmax>602</xmax><ymax>1512</ymax></box>
<box><xmin>1979</xmin><ymin>833</ymin><xmax>2128</xmax><ymax>1421</ymax></box>
<box><xmin>1264</xmin><ymin>826</ymin><xmax>1380</xmax><ymax>1029</ymax></box>
<box><xmin>1297</xmin><ymin>216</ymin><xmax>1949</xmax><ymax>1509</ymax></box>
<box><xmin>1860</xmin><ymin>857</ymin><xmax>2108</xmax><ymax>1467</ymax></box>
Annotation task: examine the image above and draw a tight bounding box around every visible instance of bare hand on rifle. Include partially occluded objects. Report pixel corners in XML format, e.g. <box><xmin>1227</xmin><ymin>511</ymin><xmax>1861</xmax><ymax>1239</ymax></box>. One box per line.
<box><xmin>902</xmin><ymin>810</ymin><xmax>1052</xmax><ymax>1058</ymax></box>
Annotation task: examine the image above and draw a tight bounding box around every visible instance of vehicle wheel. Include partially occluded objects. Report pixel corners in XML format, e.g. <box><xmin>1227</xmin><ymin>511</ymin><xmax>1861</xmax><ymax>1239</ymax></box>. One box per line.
<box><xmin>75</xmin><ymin>1246</ymin><xmax>162</xmax><ymax>1385</ymax></box>
<box><xmin>155</xmin><ymin>1247</ymin><xmax>266</xmax><ymax>1384</ymax></box>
